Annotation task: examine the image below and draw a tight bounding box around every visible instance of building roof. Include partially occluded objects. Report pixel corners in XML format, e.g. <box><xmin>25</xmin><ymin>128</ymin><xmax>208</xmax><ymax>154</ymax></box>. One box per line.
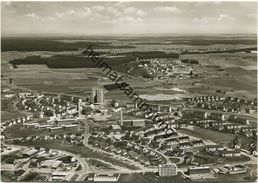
<box><xmin>205</xmin><ymin>145</ymin><xmax>224</xmax><ymax>149</ymax></box>
<box><xmin>159</xmin><ymin>163</ymin><xmax>177</xmax><ymax>168</ymax></box>
<box><xmin>221</xmin><ymin>149</ymin><xmax>241</xmax><ymax>154</ymax></box>
<box><xmin>188</xmin><ymin>166</ymin><xmax>210</xmax><ymax>170</ymax></box>
<box><xmin>22</xmin><ymin>149</ymin><xmax>38</xmax><ymax>156</ymax></box>
<box><xmin>111</xmin><ymin>125</ymin><xmax>121</xmax><ymax>130</ymax></box>
<box><xmin>41</xmin><ymin>160</ymin><xmax>62</xmax><ymax>168</ymax></box>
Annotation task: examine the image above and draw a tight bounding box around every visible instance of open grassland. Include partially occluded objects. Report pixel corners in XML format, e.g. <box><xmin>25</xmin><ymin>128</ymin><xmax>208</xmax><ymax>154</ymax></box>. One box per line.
<box><xmin>180</xmin><ymin>52</ymin><xmax>257</xmax><ymax>97</ymax></box>
<box><xmin>3</xmin><ymin>123</ymin><xmax>84</xmax><ymax>139</ymax></box>
<box><xmin>180</xmin><ymin>52</ymin><xmax>256</xmax><ymax>69</ymax></box>
<box><xmin>178</xmin><ymin>127</ymin><xmax>256</xmax><ymax>151</ymax></box>
<box><xmin>1</xmin><ymin>111</ymin><xmax>24</xmax><ymax>122</ymax></box>
<box><xmin>10</xmin><ymin>65</ymin><xmax>102</xmax><ymax>94</ymax></box>
<box><xmin>119</xmin><ymin>172</ymin><xmax>185</xmax><ymax>181</ymax></box>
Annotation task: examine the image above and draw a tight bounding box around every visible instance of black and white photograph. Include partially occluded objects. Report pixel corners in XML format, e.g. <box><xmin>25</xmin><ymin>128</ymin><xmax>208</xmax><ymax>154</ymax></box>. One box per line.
<box><xmin>1</xmin><ymin>0</ymin><xmax>257</xmax><ymax>182</ymax></box>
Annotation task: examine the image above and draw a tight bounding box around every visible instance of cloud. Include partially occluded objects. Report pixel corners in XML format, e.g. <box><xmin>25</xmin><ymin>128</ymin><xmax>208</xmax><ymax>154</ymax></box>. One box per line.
<box><xmin>2</xmin><ymin>1</ymin><xmax>16</xmax><ymax>14</ymax></box>
<box><xmin>136</xmin><ymin>9</ymin><xmax>146</xmax><ymax>17</ymax></box>
<box><xmin>55</xmin><ymin>12</ymin><xmax>64</xmax><ymax>18</ymax></box>
<box><xmin>106</xmin><ymin>6</ymin><xmax>122</xmax><ymax>17</ymax></box>
<box><xmin>68</xmin><ymin>10</ymin><xmax>75</xmax><ymax>15</ymax></box>
<box><xmin>193</xmin><ymin>14</ymin><xmax>235</xmax><ymax>23</ymax></box>
<box><xmin>93</xmin><ymin>5</ymin><xmax>105</xmax><ymax>11</ymax></box>
<box><xmin>113</xmin><ymin>2</ymin><xmax>130</xmax><ymax>8</ymax></box>
<box><xmin>25</xmin><ymin>13</ymin><xmax>39</xmax><ymax>19</ymax></box>
<box><xmin>102</xmin><ymin>15</ymin><xmax>143</xmax><ymax>24</ymax></box>
<box><xmin>154</xmin><ymin>6</ymin><xmax>181</xmax><ymax>14</ymax></box>
<box><xmin>82</xmin><ymin>7</ymin><xmax>92</xmax><ymax>17</ymax></box>
<box><xmin>247</xmin><ymin>13</ymin><xmax>256</xmax><ymax>19</ymax></box>
<box><xmin>124</xmin><ymin>7</ymin><xmax>137</xmax><ymax>14</ymax></box>
<box><xmin>123</xmin><ymin>7</ymin><xmax>146</xmax><ymax>17</ymax></box>
<box><xmin>52</xmin><ymin>8</ymin><xmax>92</xmax><ymax>20</ymax></box>
<box><xmin>2</xmin><ymin>1</ymin><xmax>12</xmax><ymax>8</ymax></box>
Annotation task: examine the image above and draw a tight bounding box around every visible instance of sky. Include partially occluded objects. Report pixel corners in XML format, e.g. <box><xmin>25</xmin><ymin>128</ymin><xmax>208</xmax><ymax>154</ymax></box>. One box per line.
<box><xmin>1</xmin><ymin>1</ymin><xmax>257</xmax><ymax>36</ymax></box>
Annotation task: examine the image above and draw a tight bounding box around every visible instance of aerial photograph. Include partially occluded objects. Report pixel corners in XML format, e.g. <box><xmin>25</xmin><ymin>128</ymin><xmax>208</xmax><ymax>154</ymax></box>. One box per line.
<box><xmin>1</xmin><ymin>1</ymin><xmax>257</xmax><ymax>182</ymax></box>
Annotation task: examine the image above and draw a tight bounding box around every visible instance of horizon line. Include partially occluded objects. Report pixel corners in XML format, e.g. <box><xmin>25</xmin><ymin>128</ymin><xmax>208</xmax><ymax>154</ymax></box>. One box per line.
<box><xmin>1</xmin><ymin>33</ymin><xmax>257</xmax><ymax>38</ymax></box>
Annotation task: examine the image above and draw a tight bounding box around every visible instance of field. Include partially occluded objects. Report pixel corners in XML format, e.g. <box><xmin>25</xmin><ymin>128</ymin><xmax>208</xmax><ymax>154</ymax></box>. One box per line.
<box><xmin>88</xmin><ymin>158</ymin><xmax>115</xmax><ymax>170</ymax></box>
<box><xmin>3</xmin><ymin>123</ymin><xmax>84</xmax><ymax>139</ymax></box>
<box><xmin>119</xmin><ymin>172</ymin><xmax>185</xmax><ymax>181</ymax></box>
<box><xmin>180</xmin><ymin>52</ymin><xmax>257</xmax><ymax>97</ymax></box>
<box><xmin>180</xmin><ymin>53</ymin><xmax>256</xmax><ymax>68</ymax></box>
<box><xmin>8</xmin><ymin>65</ymin><xmax>102</xmax><ymax>94</ymax></box>
<box><xmin>1</xmin><ymin>111</ymin><xmax>24</xmax><ymax>122</ymax></box>
<box><xmin>178</xmin><ymin>127</ymin><xmax>256</xmax><ymax>151</ymax></box>
<box><xmin>1</xmin><ymin>36</ymin><xmax>257</xmax><ymax>101</ymax></box>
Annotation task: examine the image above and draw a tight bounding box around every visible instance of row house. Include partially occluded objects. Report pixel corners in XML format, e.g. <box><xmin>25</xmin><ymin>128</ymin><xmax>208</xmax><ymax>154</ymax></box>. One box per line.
<box><xmin>241</xmin><ymin>126</ymin><xmax>256</xmax><ymax>133</ymax></box>
<box><xmin>193</xmin><ymin>111</ymin><xmax>208</xmax><ymax>118</ymax></box>
<box><xmin>205</xmin><ymin>145</ymin><xmax>224</xmax><ymax>152</ymax></box>
<box><xmin>229</xmin><ymin>115</ymin><xmax>250</xmax><ymax>125</ymax></box>
<box><xmin>179</xmin><ymin>142</ymin><xmax>192</xmax><ymax>149</ymax></box>
<box><xmin>178</xmin><ymin>136</ymin><xmax>190</xmax><ymax>143</ymax></box>
<box><xmin>210</xmin><ymin>112</ymin><xmax>225</xmax><ymax>121</ymax></box>
<box><xmin>191</xmin><ymin>140</ymin><xmax>204</xmax><ymax>147</ymax></box>
<box><xmin>165</xmin><ymin>137</ymin><xmax>179</xmax><ymax>144</ymax></box>
<box><xmin>195</xmin><ymin>119</ymin><xmax>210</xmax><ymax>125</ymax></box>
<box><xmin>213</xmin><ymin>125</ymin><xmax>224</xmax><ymax>131</ymax></box>
<box><xmin>209</xmin><ymin>120</ymin><xmax>224</xmax><ymax>127</ymax></box>
<box><xmin>160</xmin><ymin>106</ymin><xmax>173</xmax><ymax>113</ymax></box>
<box><xmin>220</xmin><ymin>149</ymin><xmax>241</xmax><ymax>157</ymax></box>
<box><xmin>126</xmin><ymin>102</ymin><xmax>137</xmax><ymax>109</ymax></box>
<box><xmin>153</xmin><ymin>132</ymin><xmax>178</xmax><ymax>141</ymax></box>
<box><xmin>131</xmin><ymin>110</ymin><xmax>143</xmax><ymax>117</ymax></box>
<box><xmin>144</xmin><ymin>127</ymin><xmax>167</xmax><ymax>137</ymax></box>
<box><xmin>241</xmin><ymin>131</ymin><xmax>253</xmax><ymax>137</ymax></box>
<box><xmin>224</xmin><ymin>123</ymin><xmax>243</xmax><ymax>130</ymax></box>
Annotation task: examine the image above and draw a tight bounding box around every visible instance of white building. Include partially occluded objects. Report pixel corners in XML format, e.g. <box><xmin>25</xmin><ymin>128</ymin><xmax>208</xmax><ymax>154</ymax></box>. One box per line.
<box><xmin>93</xmin><ymin>173</ymin><xmax>119</xmax><ymax>182</ymax></box>
<box><xmin>91</xmin><ymin>88</ymin><xmax>104</xmax><ymax>104</ymax></box>
<box><xmin>158</xmin><ymin>164</ymin><xmax>177</xmax><ymax>176</ymax></box>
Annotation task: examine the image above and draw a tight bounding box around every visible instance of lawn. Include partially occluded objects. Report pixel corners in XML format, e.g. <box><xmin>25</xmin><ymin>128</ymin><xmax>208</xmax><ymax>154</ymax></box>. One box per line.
<box><xmin>88</xmin><ymin>158</ymin><xmax>115</xmax><ymax>170</ymax></box>
<box><xmin>169</xmin><ymin>157</ymin><xmax>180</xmax><ymax>164</ymax></box>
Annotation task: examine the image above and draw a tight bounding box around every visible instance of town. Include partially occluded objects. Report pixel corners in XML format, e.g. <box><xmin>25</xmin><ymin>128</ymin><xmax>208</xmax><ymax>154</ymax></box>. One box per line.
<box><xmin>1</xmin><ymin>1</ymin><xmax>257</xmax><ymax>182</ymax></box>
<box><xmin>1</xmin><ymin>83</ymin><xmax>257</xmax><ymax>181</ymax></box>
